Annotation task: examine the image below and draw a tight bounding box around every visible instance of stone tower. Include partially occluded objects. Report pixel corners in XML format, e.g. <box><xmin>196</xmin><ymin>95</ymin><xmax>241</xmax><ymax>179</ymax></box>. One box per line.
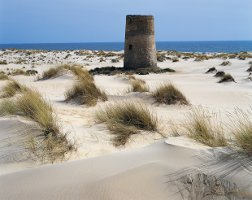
<box><xmin>124</xmin><ymin>15</ymin><xmax>157</xmax><ymax>69</ymax></box>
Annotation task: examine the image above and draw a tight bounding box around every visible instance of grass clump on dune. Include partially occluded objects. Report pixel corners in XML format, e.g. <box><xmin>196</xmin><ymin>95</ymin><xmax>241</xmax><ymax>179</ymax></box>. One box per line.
<box><xmin>65</xmin><ymin>70</ymin><xmax>107</xmax><ymax>106</ymax></box>
<box><xmin>69</xmin><ymin>65</ymin><xmax>94</xmax><ymax>81</ymax></box>
<box><xmin>40</xmin><ymin>65</ymin><xmax>66</xmax><ymax>80</ymax></box>
<box><xmin>153</xmin><ymin>83</ymin><xmax>189</xmax><ymax>105</ymax></box>
<box><xmin>65</xmin><ymin>66</ymin><xmax>107</xmax><ymax>106</ymax></box>
<box><xmin>184</xmin><ymin>108</ymin><xmax>227</xmax><ymax>147</ymax></box>
<box><xmin>96</xmin><ymin>102</ymin><xmax>158</xmax><ymax>146</ymax></box>
<box><xmin>0</xmin><ymin>73</ymin><xmax>8</xmax><ymax>80</ymax></box>
<box><xmin>11</xmin><ymin>69</ymin><xmax>27</xmax><ymax>76</ymax></box>
<box><xmin>220</xmin><ymin>61</ymin><xmax>231</xmax><ymax>66</ymax></box>
<box><xmin>0</xmin><ymin>80</ymin><xmax>27</xmax><ymax>98</ymax></box>
<box><xmin>0</xmin><ymin>89</ymin><xmax>75</xmax><ymax>162</ymax></box>
<box><xmin>231</xmin><ymin>109</ymin><xmax>252</xmax><ymax>155</ymax></box>
<box><xmin>89</xmin><ymin>66</ymin><xmax>175</xmax><ymax>76</ymax></box>
<box><xmin>205</xmin><ymin>67</ymin><xmax>217</xmax><ymax>74</ymax></box>
<box><xmin>247</xmin><ymin>66</ymin><xmax>252</xmax><ymax>72</ymax></box>
<box><xmin>218</xmin><ymin>73</ymin><xmax>235</xmax><ymax>83</ymax></box>
<box><xmin>214</xmin><ymin>71</ymin><xmax>225</xmax><ymax>77</ymax></box>
<box><xmin>130</xmin><ymin>78</ymin><xmax>149</xmax><ymax>92</ymax></box>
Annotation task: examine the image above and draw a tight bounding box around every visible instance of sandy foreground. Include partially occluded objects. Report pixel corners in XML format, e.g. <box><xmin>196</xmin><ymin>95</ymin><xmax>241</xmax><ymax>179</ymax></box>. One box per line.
<box><xmin>0</xmin><ymin>49</ymin><xmax>252</xmax><ymax>199</ymax></box>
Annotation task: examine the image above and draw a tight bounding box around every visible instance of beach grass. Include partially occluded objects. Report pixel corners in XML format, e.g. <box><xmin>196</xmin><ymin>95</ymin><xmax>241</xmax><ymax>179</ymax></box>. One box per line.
<box><xmin>231</xmin><ymin>109</ymin><xmax>252</xmax><ymax>155</ymax></box>
<box><xmin>0</xmin><ymin>73</ymin><xmax>8</xmax><ymax>80</ymax></box>
<box><xmin>11</xmin><ymin>69</ymin><xmax>27</xmax><ymax>76</ymax></box>
<box><xmin>95</xmin><ymin>102</ymin><xmax>158</xmax><ymax>146</ymax></box>
<box><xmin>152</xmin><ymin>83</ymin><xmax>189</xmax><ymax>105</ymax></box>
<box><xmin>0</xmin><ymin>80</ymin><xmax>28</xmax><ymax>98</ymax></box>
<box><xmin>184</xmin><ymin>108</ymin><xmax>227</xmax><ymax>147</ymax></box>
<box><xmin>218</xmin><ymin>73</ymin><xmax>235</xmax><ymax>83</ymax></box>
<box><xmin>40</xmin><ymin>65</ymin><xmax>66</xmax><ymax>80</ymax></box>
<box><xmin>65</xmin><ymin>70</ymin><xmax>107</xmax><ymax>106</ymax></box>
<box><xmin>69</xmin><ymin>65</ymin><xmax>94</xmax><ymax>81</ymax></box>
<box><xmin>0</xmin><ymin>88</ymin><xmax>74</xmax><ymax>162</ymax></box>
<box><xmin>129</xmin><ymin>79</ymin><xmax>149</xmax><ymax>92</ymax></box>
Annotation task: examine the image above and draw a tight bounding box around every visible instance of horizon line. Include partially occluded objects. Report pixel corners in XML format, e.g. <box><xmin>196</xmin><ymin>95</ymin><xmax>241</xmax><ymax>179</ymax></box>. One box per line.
<box><xmin>1</xmin><ymin>40</ymin><xmax>252</xmax><ymax>45</ymax></box>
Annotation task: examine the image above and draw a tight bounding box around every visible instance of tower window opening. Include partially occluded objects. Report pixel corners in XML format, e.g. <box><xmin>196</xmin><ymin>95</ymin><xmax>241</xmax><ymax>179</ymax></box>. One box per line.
<box><xmin>129</xmin><ymin>44</ymin><xmax>133</xmax><ymax>50</ymax></box>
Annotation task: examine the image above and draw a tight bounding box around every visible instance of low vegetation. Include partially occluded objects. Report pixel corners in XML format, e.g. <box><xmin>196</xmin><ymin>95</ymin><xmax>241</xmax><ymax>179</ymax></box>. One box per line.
<box><xmin>184</xmin><ymin>108</ymin><xmax>227</xmax><ymax>147</ymax></box>
<box><xmin>0</xmin><ymin>80</ymin><xmax>27</xmax><ymax>98</ymax></box>
<box><xmin>247</xmin><ymin>66</ymin><xmax>252</xmax><ymax>72</ymax></box>
<box><xmin>65</xmin><ymin>70</ymin><xmax>107</xmax><ymax>106</ymax></box>
<box><xmin>220</xmin><ymin>61</ymin><xmax>231</xmax><ymax>66</ymax></box>
<box><xmin>0</xmin><ymin>60</ymin><xmax>7</xmax><ymax>65</ymax></box>
<box><xmin>152</xmin><ymin>83</ymin><xmax>189</xmax><ymax>105</ymax></box>
<box><xmin>39</xmin><ymin>65</ymin><xmax>66</xmax><ymax>80</ymax></box>
<box><xmin>231</xmin><ymin>109</ymin><xmax>252</xmax><ymax>155</ymax></box>
<box><xmin>205</xmin><ymin>67</ymin><xmax>217</xmax><ymax>74</ymax></box>
<box><xmin>89</xmin><ymin>66</ymin><xmax>175</xmax><ymax>76</ymax></box>
<box><xmin>26</xmin><ymin>69</ymin><xmax>38</xmax><ymax>75</ymax></box>
<box><xmin>214</xmin><ymin>71</ymin><xmax>225</xmax><ymax>77</ymax></box>
<box><xmin>11</xmin><ymin>69</ymin><xmax>27</xmax><ymax>76</ymax></box>
<box><xmin>0</xmin><ymin>73</ymin><xmax>8</xmax><ymax>80</ymax></box>
<box><xmin>157</xmin><ymin>53</ymin><xmax>166</xmax><ymax>62</ymax></box>
<box><xmin>195</xmin><ymin>55</ymin><xmax>209</xmax><ymax>61</ymax></box>
<box><xmin>129</xmin><ymin>78</ymin><xmax>149</xmax><ymax>92</ymax></box>
<box><xmin>69</xmin><ymin>65</ymin><xmax>93</xmax><ymax>81</ymax></box>
<box><xmin>172</xmin><ymin>57</ymin><xmax>179</xmax><ymax>62</ymax></box>
<box><xmin>0</xmin><ymin>88</ymin><xmax>75</xmax><ymax>162</ymax></box>
<box><xmin>111</xmin><ymin>58</ymin><xmax>119</xmax><ymax>63</ymax></box>
<box><xmin>218</xmin><ymin>73</ymin><xmax>235</xmax><ymax>83</ymax></box>
<box><xmin>95</xmin><ymin>102</ymin><xmax>158</xmax><ymax>146</ymax></box>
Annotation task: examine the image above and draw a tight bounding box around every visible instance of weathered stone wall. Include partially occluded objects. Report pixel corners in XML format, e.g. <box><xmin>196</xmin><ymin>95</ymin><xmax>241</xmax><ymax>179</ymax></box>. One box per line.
<box><xmin>124</xmin><ymin>15</ymin><xmax>157</xmax><ymax>69</ymax></box>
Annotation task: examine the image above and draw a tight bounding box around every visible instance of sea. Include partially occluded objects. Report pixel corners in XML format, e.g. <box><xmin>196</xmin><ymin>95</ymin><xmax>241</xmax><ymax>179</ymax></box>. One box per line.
<box><xmin>0</xmin><ymin>41</ymin><xmax>252</xmax><ymax>53</ymax></box>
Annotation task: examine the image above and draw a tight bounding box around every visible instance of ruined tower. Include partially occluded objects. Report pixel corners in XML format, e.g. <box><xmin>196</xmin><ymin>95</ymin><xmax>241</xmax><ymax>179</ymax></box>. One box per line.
<box><xmin>124</xmin><ymin>15</ymin><xmax>157</xmax><ymax>69</ymax></box>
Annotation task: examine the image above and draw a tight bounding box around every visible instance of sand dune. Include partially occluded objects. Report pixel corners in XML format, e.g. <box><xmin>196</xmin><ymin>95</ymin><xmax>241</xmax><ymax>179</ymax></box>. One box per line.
<box><xmin>0</xmin><ymin>50</ymin><xmax>252</xmax><ymax>199</ymax></box>
<box><xmin>0</xmin><ymin>141</ymin><xmax>252</xmax><ymax>200</ymax></box>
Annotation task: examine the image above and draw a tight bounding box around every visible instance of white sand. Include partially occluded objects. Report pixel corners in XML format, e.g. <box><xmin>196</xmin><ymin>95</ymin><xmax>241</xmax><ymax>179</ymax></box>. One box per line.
<box><xmin>0</xmin><ymin>50</ymin><xmax>252</xmax><ymax>199</ymax></box>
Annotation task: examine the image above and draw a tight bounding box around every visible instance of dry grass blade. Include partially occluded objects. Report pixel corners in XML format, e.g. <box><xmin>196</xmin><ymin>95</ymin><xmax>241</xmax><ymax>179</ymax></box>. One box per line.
<box><xmin>40</xmin><ymin>65</ymin><xmax>65</xmax><ymax>80</ymax></box>
<box><xmin>218</xmin><ymin>74</ymin><xmax>235</xmax><ymax>83</ymax></box>
<box><xmin>0</xmin><ymin>88</ymin><xmax>75</xmax><ymax>162</ymax></box>
<box><xmin>130</xmin><ymin>79</ymin><xmax>149</xmax><ymax>92</ymax></box>
<box><xmin>231</xmin><ymin>109</ymin><xmax>252</xmax><ymax>155</ymax></box>
<box><xmin>65</xmin><ymin>79</ymin><xmax>107</xmax><ymax>106</ymax></box>
<box><xmin>65</xmin><ymin>69</ymin><xmax>107</xmax><ymax>106</ymax></box>
<box><xmin>153</xmin><ymin>83</ymin><xmax>189</xmax><ymax>105</ymax></box>
<box><xmin>69</xmin><ymin>65</ymin><xmax>94</xmax><ymax>81</ymax></box>
<box><xmin>11</xmin><ymin>69</ymin><xmax>27</xmax><ymax>76</ymax></box>
<box><xmin>0</xmin><ymin>80</ymin><xmax>27</xmax><ymax>98</ymax></box>
<box><xmin>184</xmin><ymin>108</ymin><xmax>227</xmax><ymax>147</ymax></box>
<box><xmin>0</xmin><ymin>73</ymin><xmax>8</xmax><ymax>80</ymax></box>
<box><xmin>96</xmin><ymin>102</ymin><xmax>158</xmax><ymax>146</ymax></box>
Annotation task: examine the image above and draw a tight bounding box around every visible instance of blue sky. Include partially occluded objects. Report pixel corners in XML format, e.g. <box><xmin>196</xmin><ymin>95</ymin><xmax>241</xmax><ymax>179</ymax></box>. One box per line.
<box><xmin>0</xmin><ymin>0</ymin><xmax>252</xmax><ymax>44</ymax></box>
